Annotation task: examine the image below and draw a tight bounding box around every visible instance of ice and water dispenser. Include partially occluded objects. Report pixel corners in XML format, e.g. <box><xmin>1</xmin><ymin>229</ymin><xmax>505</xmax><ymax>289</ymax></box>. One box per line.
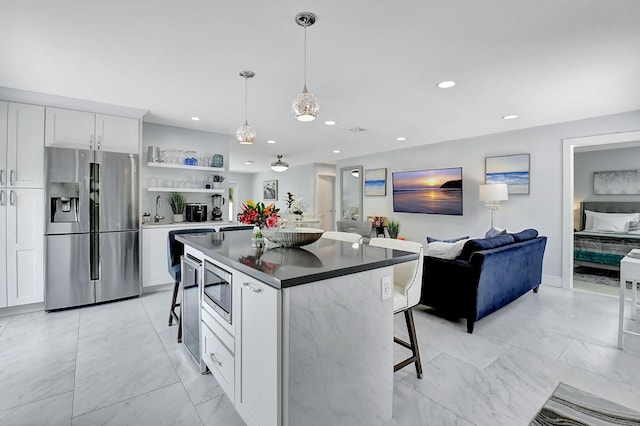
<box><xmin>50</xmin><ymin>182</ymin><xmax>80</xmax><ymax>223</ymax></box>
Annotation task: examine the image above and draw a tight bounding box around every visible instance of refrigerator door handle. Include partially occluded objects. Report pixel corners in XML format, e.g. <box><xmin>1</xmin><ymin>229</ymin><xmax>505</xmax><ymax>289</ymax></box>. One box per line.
<box><xmin>90</xmin><ymin>162</ymin><xmax>100</xmax><ymax>232</ymax></box>
<box><xmin>90</xmin><ymin>233</ymin><xmax>100</xmax><ymax>281</ymax></box>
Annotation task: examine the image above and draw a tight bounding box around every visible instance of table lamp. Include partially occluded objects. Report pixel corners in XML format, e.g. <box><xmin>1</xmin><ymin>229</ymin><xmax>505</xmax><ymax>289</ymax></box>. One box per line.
<box><xmin>479</xmin><ymin>184</ymin><xmax>509</xmax><ymax>237</ymax></box>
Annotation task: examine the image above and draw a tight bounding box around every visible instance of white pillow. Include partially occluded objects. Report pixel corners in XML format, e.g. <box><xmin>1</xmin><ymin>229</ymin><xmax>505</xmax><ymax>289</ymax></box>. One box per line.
<box><xmin>584</xmin><ymin>210</ymin><xmax>639</xmax><ymax>231</ymax></box>
<box><xmin>592</xmin><ymin>214</ymin><xmax>632</xmax><ymax>233</ymax></box>
<box><xmin>426</xmin><ymin>239</ymin><xmax>469</xmax><ymax>260</ymax></box>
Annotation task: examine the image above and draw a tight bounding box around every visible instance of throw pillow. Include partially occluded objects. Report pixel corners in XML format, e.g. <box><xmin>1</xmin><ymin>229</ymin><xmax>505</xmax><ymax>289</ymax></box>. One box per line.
<box><xmin>509</xmin><ymin>229</ymin><xmax>538</xmax><ymax>242</ymax></box>
<box><xmin>426</xmin><ymin>235</ymin><xmax>469</xmax><ymax>244</ymax></box>
<box><xmin>426</xmin><ymin>239</ymin><xmax>469</xmax><ymax>260</ymax></box>
<box><xmin>584</xmin><ymin>210</ymin><xmax>639</xmax><ymax>231</ymax></box>
<box><xmin>592</xmin><ymin>214</ymin><xmax>632</xmax><ymax>233</ymax></box>
<box><xmin>457</xmin><ymin>233</ymin><xmax>516</xmax><ymax>261</ymax></box>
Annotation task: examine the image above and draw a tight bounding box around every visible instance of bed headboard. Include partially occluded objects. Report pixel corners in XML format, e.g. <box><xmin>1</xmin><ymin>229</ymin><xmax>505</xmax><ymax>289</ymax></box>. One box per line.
<box><xmin>580</xmin><ymin>201</ymin><xmax>640</xmax><ymax>230</ymax></box>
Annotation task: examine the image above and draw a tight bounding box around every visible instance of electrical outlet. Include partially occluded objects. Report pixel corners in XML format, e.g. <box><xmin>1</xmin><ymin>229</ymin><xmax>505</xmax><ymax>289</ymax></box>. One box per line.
<box><xmin>381</xmin><ymin>276</ymin><xmax>392</xmax><ymax>300</ymax></box>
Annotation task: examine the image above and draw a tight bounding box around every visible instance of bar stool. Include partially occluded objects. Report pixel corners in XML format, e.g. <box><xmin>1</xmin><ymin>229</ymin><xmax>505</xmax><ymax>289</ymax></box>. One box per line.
<box><xmin>167</xmin><ymin>228</ymin><xmax>215</xmax><ymax>342</ymax></box>
<box><xmin>369</xmin><ymin>238</ymin><xmax>424</xmax><ymax>378</ymax></box>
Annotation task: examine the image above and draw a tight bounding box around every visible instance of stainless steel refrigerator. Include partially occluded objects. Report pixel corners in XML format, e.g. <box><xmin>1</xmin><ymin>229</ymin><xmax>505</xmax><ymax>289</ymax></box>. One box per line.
<box><xmin>44</xmin><ymin>147</ymin><xmax>140</xmax><ymax>310</ymax></box>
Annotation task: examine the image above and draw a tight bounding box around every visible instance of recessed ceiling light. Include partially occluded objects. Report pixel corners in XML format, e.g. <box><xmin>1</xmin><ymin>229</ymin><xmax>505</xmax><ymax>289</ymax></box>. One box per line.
<box><xmin>267</xmin><ymin>140</ymin><xmax>276</xmax><ymax>144</ymax></box>
<box><xmin>324</xmin><ymin>120</ymin><xmax>336</xmax><ymax>126</ymax></box>
<box><xmin>437</xmin><ymin>81</ymin><xmax>456</xmax><ymax>89</ymax></box>
<box><xmin>333</xmin><ymin>150</ymin><xmax>340</xmax><ymax>154</ymax></box>
<box><xmin>191</xmin><ymin>116</ymin><xmax>200</xmax><ymax>121</ymax></box>
<box><xmin>244</xmin><ymin>160</ymin><xmax>254</xmax><ymax>165</ymax></box>
<box><xmin>396</xmin><ymin>137</ymin><xmax>406</xmax><ymax>141</ymax></box>
<box><xmin>502</xmin><ymin>114</ymin><xmax>519</xmax><ymax>120</ymax></box>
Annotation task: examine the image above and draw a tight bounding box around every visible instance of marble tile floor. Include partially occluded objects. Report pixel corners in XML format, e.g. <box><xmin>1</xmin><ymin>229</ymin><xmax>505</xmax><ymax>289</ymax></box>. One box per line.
<box><xmin>1</xmin><ymin>286</ymin><xmax>640</xmax><ymax>425</ymax></box>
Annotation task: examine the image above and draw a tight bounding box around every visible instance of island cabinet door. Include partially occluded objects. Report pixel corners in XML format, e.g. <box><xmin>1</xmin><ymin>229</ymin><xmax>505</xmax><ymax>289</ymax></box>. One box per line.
<box><xmin>235</xmin><ymin>273</ymin><xmax>281</xmax><ymax>426</ymax></box>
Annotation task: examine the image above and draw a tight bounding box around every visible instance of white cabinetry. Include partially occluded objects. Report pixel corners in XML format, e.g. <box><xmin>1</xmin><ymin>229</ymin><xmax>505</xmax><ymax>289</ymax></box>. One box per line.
<box><xmin>235</xmin><ymin>272</ymin><xmax>281</xmax><ymax>426</ymax></box>
<box><xmin>5</xmin><ymin>188</ymin><xmax>45</xmax><ymax>306</ymax></box>
<box><xmin>142</xmin><ymin>227</ymin><xmax>176</xmax><ymax>288</ymax></box>
<box><xmin>45</xmin><ymin>107</ymin><xmax>139</xmax><ymax>153</ymax></box>
<box><xmin>0</xmin><ymin>101</ymin><xmax>45</xmax><ymax>307</ymax></box>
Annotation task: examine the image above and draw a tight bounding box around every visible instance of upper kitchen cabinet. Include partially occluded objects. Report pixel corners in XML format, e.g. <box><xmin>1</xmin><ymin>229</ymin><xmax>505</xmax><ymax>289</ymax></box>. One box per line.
<box><xmin>0</xmin><ymin>101</ymin><xmax>45</xmax><ymax>189</ymax></box>
<box><xmin>45</xmin><ymin>107</ymin><xmax>139</xmax><ymax>153</ymax></box>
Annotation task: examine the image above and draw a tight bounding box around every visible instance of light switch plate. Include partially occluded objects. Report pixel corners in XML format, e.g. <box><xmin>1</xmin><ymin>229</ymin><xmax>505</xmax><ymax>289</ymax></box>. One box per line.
<box><xmin>381</xmin><ymin>276</ymin><xmax>392</xmax><ymax>300</ymax></box>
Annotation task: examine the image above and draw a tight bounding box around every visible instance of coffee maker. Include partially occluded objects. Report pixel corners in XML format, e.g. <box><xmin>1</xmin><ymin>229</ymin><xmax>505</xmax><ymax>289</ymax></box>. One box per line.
<box><xmin>211</xmin><ymin>194</ymin><xmax>224</xmax><ymax>221</ymax></box>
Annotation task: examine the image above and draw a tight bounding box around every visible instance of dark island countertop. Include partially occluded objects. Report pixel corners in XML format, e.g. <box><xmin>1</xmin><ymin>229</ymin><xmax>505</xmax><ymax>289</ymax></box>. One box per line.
<box><xmin>176</xmin><ymin>230</ymin><xmax>419</xmax><ymax>289</ymax></box>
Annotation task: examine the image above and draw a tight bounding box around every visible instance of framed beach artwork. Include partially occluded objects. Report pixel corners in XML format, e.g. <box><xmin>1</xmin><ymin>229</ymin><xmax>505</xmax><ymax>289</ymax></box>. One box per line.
<box><xmin>263</xmin><ymin>180</ymin><xmax>278</xmax><ymax>200</ymax></box>
<box><xmin>364</xmin><ymin>168</ymin><xmax>387</xmax><ymax>196</ymax></box>
<box><xmin>485</xmin><ymin>154</ymin><xmax>530</xmax><ymax>194</ymax></box>
<box><xmin>392</xmin><ymin>167</ymin><xmax>463</xmax><ymax>215</ymax></box>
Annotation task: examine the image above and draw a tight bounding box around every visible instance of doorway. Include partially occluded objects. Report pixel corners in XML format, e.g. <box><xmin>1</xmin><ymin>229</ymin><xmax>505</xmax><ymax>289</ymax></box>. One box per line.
<box><xmin>562</xmin><ymin>130</ymin><xmax>640</xmax><ymax>289</ymax></box>
<box><xmin>315</xmin><ymin>174</ymin><xmax>335</xmax><ymax>231</ymax></box>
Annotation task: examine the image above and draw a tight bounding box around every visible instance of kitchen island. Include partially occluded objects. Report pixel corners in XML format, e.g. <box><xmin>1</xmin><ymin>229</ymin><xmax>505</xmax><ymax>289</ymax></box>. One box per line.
<box><xmin>177</xmin><ymin>230</ymin><xmax>419</xmax><ymax>426</ymax></box>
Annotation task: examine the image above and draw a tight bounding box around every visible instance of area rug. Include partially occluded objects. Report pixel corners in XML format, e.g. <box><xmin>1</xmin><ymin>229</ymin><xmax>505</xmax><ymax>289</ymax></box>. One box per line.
<box><xmin>530</xmin><ymin>382</ymin><xmax>640</xmax><ymax>425</ymax></box>
<box><xmin>574</xmin><ymin>265</ymin><xmax>620</xmax><ymax>287</ymax></box>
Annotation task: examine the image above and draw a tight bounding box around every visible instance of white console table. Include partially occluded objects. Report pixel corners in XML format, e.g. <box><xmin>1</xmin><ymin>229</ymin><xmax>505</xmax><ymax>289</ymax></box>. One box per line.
<box><xmin>618</xmin><ymin>249</ymin><xmax>640</xmax><ymax>349</ymax></box>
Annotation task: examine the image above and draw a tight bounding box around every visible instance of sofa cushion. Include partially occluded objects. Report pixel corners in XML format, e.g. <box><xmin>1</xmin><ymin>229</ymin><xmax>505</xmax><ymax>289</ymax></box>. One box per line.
<box><xmin>457</xmin><ymin>233</ymin><xmax>515</xmax><ymax>261</ymax></box>
<box><xmin>426</xmin><ymin>235</ymin><xmax>469</xmax><ymax>244</ymax></box>
<box><xmin>509</xmin><ymin>228</ymin><xmax>538</xmax><ymax>242</ymax></box>
<box><xmin>426</xmin><ymin>239</ymin><xmax>469</xmax><ymax>260</ymax></box>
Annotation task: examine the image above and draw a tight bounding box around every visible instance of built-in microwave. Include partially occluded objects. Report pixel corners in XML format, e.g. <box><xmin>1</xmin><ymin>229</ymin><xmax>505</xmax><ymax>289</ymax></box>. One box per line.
<box><xmin>202</xmin><ymin>260</ymin><xmax>232</xmax><ymax>324</ymax></box>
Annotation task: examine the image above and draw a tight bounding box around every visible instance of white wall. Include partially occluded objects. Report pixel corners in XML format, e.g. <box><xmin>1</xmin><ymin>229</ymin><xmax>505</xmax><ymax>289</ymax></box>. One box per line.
<box><xmin>337</xmin><ymin>110</ymin><xmax>640</xmax><ymax>282</ymax></box>
<box><xmin>246</xmin><ymin>163</ymin><xmax>335</xmax><ymax>215</ymax></box>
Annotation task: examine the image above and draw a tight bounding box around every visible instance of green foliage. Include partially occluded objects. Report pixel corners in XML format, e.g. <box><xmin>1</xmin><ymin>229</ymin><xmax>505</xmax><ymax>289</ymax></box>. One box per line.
<box><xmin>168</xmin><ymin>192</ymin><xmax>187</xmax><ymax>214</ymax></box>
<box><xmin>387</xmin><ymin>219</ymin><xmax>400</xmax><ymax>239</ymax></box>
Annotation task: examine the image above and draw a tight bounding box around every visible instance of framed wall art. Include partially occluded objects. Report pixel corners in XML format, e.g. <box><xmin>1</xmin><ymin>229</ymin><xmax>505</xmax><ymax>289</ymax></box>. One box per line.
<box><xmin>263</xmin><ymin>180</ymin><xmax>278</xmax><ymax>200</ymax></box>
<box><xmin>594</xmin><ymin>170</ymin><xmax>640</xmax><ymax>194</ymax></box>
<box><xmin>485</xmin><ymin>153</ymin><xmax>530</xmax><ymax>194</ymax></box>
<box><xmin>364</xmin><ymin>168</ymin><xmax>387</xmax><ymax>196</ymax></box>
<box><xmin>392</xmin><ymin>167</ymin><xmax>463</xmax><ymax>215</ymax></box>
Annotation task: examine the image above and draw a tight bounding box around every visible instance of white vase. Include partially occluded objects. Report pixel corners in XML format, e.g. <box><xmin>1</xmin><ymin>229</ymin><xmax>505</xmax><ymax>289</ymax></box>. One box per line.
<box><xmin>213</xmin><ymin>182</ymin><xmax>222</xmax><ymax>189</ymax></box>
<box><xmin>173</xmin><ymin>213</ymin><xmax>184</xmax><ymax>223</ymax></box>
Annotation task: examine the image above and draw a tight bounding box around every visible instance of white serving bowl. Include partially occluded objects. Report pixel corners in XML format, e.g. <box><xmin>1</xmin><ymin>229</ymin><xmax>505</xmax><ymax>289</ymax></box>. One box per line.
<box><xmin>261</xmin><ymin>228</ymin><xmax>324</xmax><ymax>248</ymax></box>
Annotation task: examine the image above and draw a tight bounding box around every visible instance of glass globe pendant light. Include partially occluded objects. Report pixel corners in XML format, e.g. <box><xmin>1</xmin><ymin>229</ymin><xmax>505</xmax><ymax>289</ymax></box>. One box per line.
<box><xmin>270</xmin><ymin>155</ymin><xmax>289</xmax><ymax>172</ymax></box>
<box><xmin>292</xmin><ymin>12</ymin><xmax>319</xmax><ymax>122</ymax></box>
<box><xmin>236</xmin><ymin>70</ymin><xmax>256</xmax><ymax>144</ymax></box>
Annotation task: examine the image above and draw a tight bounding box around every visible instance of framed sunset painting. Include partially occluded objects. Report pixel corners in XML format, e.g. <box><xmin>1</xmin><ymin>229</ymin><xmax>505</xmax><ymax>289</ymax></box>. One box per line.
<box><xmin>485</xmin><ymin>153</ymin><xmax>530</xmax><ymax>194</ymax></box>
<box><xmin>392</xmin><ymin>167</ymin><xmax>463</xmax><ymax>215</ymax></box>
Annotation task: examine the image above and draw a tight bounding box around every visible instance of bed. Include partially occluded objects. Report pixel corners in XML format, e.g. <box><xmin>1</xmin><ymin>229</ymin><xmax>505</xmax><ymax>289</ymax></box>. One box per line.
<box><xmin>574</xmin><ymin>201</ymin><xmax>640</xmax><ymax>271</ymax></box>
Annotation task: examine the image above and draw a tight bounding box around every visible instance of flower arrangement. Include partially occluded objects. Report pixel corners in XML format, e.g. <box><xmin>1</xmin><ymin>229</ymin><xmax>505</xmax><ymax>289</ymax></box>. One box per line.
<box><xmin>284</xmin><ymin>192</ymin><xmax>296</xmax><ymax>209</ymax></box>
<box><xmin>291</xmin><ymin>198</ymin><xmax>304</xmax><ymax>216</ymax></box>
<box><xmin>239</xmin><ymin>199</ymin><xmax>280</xmax><ymax>228</ymax></box>
<box><xmin>212</xmin><ymin>174</ymin><xmax>226</xmax><ymax>182</ymax></box>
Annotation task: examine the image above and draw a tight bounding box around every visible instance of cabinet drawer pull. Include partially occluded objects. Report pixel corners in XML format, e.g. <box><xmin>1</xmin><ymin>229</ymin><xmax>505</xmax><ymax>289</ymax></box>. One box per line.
<box><xmin>9</xmin><ymin>169</ymin><xmax>14</xmax><ymax>186</ymax></box>
<box><xmin>208</xmin><ymin>352</ymin><xmax>222</xmax><ymax>367</ymax></box>
<box><xmin>89</xmin><ymin>134</ymin><xmax>94</xmax><ymax>149</ymax></box>
<box><xmin>0</xmin><ymin>190</ymin><xmax>4</xmax><ymax>206</ymax></box>
<box><xmin>243</xmin><ymin>282</ymin><xmax>262</xmax><ymax>293</ymax></box>
<box><xmin>97</xmin><ymin>135</ymin><xmax>101</xmax><ymax>150</ymax></box>
<box><xmin>10</xmin><ymin>190</ymin><xmax>15</xmax><ymax>206</ymax></box>
<box><xmin>0</xmin><ymin>169</ymin><xmax>4</xmax><ymax>185</ymax></box>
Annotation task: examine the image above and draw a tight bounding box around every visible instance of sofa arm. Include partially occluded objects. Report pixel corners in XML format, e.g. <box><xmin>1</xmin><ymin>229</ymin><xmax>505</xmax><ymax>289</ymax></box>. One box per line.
<box><xmin>420</xmin><ymin>256</ymin><xmax>480</xmax><ymax>319</ymax></box>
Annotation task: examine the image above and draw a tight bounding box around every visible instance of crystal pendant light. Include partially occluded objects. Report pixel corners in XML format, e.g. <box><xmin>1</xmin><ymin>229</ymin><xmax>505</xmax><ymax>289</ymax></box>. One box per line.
<box><xmin>292</xmin><ymin>12</ymin><xmax>319</xmax><ymax>122</ymax></box>
<box><xmin>270</xmin><ymin>155</ymin><xmax>289</xmax><ymax>172</ymax></box>
<box><xmin>236</xmin><ymin>70</ymin><xmax>256</xmax><ymax>144</ymax></box>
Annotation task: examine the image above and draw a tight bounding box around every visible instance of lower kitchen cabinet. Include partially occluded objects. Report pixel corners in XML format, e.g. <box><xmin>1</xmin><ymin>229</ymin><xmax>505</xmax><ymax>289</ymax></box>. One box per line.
<box><xmin>0</xmin><ymin>188</ymin><xmax>44</xmax><ymax>307</ymax></box>
<box><xmin>142</xmin><ymin>227</ymin><xmax>175</xmax><ymax>288</ymax></box>
<box><xmin>235</xmin><ymin>273</ymin><xmax>281</xmax><ymax>426</ymax></box>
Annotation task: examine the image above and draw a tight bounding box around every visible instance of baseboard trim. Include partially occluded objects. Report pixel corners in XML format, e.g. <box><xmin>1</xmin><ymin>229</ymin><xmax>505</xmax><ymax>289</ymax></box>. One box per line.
<box><xmin>143</xmin><ymin>283</ymin><xmax>173</xmax><ymax>294</ymax></box>
<box><xmin>542</xmin><ymin>275</ymin><xmax>562</xmax><ymax>287</ymax></box>
<box><xmin>0</xmin><ymin>302</ymin><xmax>45</xmax><ymax>318</ymax></box>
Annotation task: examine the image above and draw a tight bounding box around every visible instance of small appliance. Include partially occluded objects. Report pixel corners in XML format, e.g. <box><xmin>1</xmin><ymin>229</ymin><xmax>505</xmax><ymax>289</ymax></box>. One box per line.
<box><xmin>186</xmin><ymin>203</ymin><xmax>208</xmax><ymax>222</ymax></box>
<box><xmin>211</xmin><ymin>194</ymin><xmax>224</xmax><ymax>221</ymax></box>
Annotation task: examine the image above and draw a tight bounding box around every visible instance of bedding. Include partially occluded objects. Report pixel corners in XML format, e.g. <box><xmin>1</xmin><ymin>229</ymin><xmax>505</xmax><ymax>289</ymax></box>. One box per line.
<box><xmin>574</xmin><ymin>202</ymin><xmax>640</xmax><ymax>270</ymax></box>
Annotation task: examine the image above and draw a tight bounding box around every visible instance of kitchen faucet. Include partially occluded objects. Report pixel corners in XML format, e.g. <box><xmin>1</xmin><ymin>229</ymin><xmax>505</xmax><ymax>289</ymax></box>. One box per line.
<box><xmin>154</xmin><ymin>195</ymin><xmax>164</xmax><ymax>223</ymax></box>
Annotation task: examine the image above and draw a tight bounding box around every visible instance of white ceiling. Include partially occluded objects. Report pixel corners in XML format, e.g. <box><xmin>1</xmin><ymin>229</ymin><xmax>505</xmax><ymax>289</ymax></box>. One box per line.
<box><xmin>2</xmin><ymin>0</ymin><xmax>639</xmax><ymax>172</ymax></box>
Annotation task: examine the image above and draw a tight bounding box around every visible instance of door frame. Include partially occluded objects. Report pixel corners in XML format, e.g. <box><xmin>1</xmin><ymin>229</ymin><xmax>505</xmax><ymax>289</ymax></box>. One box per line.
<box><xmin>562</xmin><ymin>130</ymin><xmax>640</xmax><ymax>289</ymax></box>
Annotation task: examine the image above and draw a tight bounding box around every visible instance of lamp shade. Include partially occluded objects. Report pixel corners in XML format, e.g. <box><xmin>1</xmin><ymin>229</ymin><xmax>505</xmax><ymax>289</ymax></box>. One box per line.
<box><xmin>479</xmin><ymin>184</ymin><xmax>508</xmax><ymax>202</ymax></box>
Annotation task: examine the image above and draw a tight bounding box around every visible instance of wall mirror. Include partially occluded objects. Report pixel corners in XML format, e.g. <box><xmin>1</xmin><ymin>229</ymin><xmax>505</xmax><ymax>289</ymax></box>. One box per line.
<box><xmin>340</xmin><ymin>166</ymin><xmax>363</xmax><ymax>220</ymax></box>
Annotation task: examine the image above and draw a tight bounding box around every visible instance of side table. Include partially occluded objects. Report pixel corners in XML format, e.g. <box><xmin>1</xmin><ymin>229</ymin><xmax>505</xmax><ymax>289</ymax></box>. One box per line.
<box><xmin>618</xmin><ymin>250</ymin><xmax>640</xmax><ymax>349</ymax></box>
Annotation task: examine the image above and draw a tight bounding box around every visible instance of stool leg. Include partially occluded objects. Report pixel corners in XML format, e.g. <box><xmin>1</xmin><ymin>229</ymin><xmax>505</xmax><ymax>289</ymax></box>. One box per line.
<box><xmin>634</xmin><ymin>281</ymin><xmax>638</xmax><ymax>321</ymax></box>
<box><xmin>404</xmin><ymin>308</ymin><xmax>423</xmax><ymax>379</ymax></box>
<box><xmin>169</xmin><ymin>280</ymin><xmax>180</xmax><ymax>326</ymax></box>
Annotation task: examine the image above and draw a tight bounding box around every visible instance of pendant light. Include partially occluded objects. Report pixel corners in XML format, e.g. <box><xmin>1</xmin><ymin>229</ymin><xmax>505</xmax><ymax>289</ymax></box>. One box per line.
<box><xmin>292</xmin><ymin>12</ymin><xmax>319</xmax><ymax>122</ymax></box>
<box><xmin>271</xmin><ymin>155</ymin><xmax>289</xmax><ymax>172</ymax></box>
<box><xmin>236</xmin><ymin>70</ymin><xmax>256</xmax><ymax>144</ymax></box>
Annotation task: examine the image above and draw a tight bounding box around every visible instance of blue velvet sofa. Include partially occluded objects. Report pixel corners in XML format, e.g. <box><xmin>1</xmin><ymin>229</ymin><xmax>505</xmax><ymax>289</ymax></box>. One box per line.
<box><xmin>420</xmin><ymin>229</ymin><xmax>547</xmax><ymax>333</ymax></box>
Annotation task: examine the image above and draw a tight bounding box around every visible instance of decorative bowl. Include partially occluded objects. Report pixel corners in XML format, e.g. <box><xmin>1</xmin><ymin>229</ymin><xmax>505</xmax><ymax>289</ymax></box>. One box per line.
<box><xmin>261</xmin><ymin>228</ymin><xmax>324</xmax><ymax>248</ymax></box>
